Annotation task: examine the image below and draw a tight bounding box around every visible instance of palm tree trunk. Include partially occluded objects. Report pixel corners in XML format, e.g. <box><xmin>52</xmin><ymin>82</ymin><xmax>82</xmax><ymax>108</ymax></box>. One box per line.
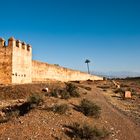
<box><xmin>87</xmin><ymin>63</ymin><xmax>90</xmax><ymax>74</ymax></box>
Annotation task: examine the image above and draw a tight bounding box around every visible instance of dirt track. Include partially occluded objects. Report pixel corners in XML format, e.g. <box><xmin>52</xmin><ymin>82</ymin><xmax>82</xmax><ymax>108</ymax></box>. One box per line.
<box><xmin>88</xmin><ymin>86</ymin><xmax>140</xmax><ymax>140</ymax></box>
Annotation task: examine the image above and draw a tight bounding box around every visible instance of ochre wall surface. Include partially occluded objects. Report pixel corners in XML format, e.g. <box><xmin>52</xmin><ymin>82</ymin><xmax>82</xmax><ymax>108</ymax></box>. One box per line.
<box><xmin>12</xmin><ymin>40</ymin><xmax>32</xmax><ymax>84</ymax></box>
<box><xmin>0</xmin><ymin>38</ymin><xmax>12</xmax><ymax>84</ymax></box>
<box><xmin>32</xmin><ymin>60</ymin><xmax>103</xmax><ymax>82</ymax></box>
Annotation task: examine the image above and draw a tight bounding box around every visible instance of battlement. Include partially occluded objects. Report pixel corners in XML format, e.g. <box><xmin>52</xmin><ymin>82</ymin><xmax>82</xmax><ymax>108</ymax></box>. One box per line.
<box><xmin>0</xmin><ymin>37</ymin><xmax>32</xmax><ymax>52</ymax></box>
<box><xmin>0</xmin><ymin>37</ymin><xmax>32</xmax><ymax>84</ymax></box>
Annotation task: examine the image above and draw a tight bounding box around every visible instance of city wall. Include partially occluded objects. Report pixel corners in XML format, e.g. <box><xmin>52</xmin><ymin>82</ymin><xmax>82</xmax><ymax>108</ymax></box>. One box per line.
<box><xmin>32</xmin><ymin>60</ymin><xmax>103</xmax><ymax>82</ymax></box>
<box><xmin>0</xmin><ymin>37</ymin><xmax>103</xmax><ymax>84</ymax></box>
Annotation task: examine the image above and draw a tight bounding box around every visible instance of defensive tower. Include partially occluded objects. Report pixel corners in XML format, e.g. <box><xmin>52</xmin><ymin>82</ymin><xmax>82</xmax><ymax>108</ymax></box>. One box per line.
<box><xmin>0</xmin><ymin>37</ymin><xmax>32</xmax><ymax>84</ymax></box>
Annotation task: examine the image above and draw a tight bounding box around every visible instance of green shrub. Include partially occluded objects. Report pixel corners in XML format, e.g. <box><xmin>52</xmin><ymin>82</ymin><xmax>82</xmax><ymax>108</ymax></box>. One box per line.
<box><xmin>64</xmin><ymin>122</ymin><xmax>109</xmax><ymax>140</ymax></box>
<box><xmin>66</xmin><ymin>83</ymin><xmax>77</xmax><ymax>93</ymax></box>
<box><xmin>0</xmin><ymin>110</ymin><xmax>20</xmax><ymax>124</ymax></box>
<box><xmin>52</xmin><ymin>104</ymin><xmax>69</xmax><ymax>115</ymax></box>
<box><xmin>0</xmin><ymin>95</ymin><xmax>43</xmax><ymax>123</ymax></box>
<box><xmin>78</xmin><ymin>99</ymin><xmax>101</xmax><ymax>118</ymax></box>
<box><xmin>128</xmin><ymin>88</ymin><xmax>137</xmax><ymax>96</ymax></box>
<box><xmin>27</xmin><ymin>94</ymin><xmax>43</xmax><ymax>108</ymax></box>
<box><xmin>49</xmin><ymin>83</ymin><xmax>80</xmax><ymax>100</ymax></box>
<box><xmin>5</xmin><ymin>110</ymin><xmax>20</xmax><ymax>118</ymax></box>
<box><xmin>70</xmin><ymin>90</ymin><xmax>80</xmax><ymax>97</ymax></box>
<box><xmin>61</xmin><ymin>90</ymin><xmax>71</xmax><ymax>99</ymax></box>
<box><xmin>114</xmin><ymin>88</ymin><xmax>125</xmax><ymax>98</ymax></box>
<box><xmin>66</xmin><ymin>83</ymin><xmax>80</xmax><ymax>97</ymax></box>
<box><xmin>50</xmin><ymin>89</ymin><xmax>59</xmax><ymax>98</ymax></box>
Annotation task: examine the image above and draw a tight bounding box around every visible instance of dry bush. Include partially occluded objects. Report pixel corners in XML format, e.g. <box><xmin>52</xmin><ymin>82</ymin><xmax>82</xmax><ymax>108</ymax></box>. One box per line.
<box><xmin>0</xmin><ymin>94</ymin><xmax>44</xmax><ymax>124</ymax></box>
<box><xmin>64</xmin><ymin>122</ymin><xmax>109</xmax><ymax>140</ymax></box>
<box><xmin>77</xmin><ymin>99</ymin><xmax>101</xmax><ymax>118</ymax></box>
<box><xmin>52</xmin><ymin>104</ymin><xmax>69</xmax><ymax>115</ymax></box>
<box><xmin>50</xmin><ymin>88</ymin><xmax>60</xmax><ymax>98</ymax></box>
<box><xmin>61</xmin><ymin>90</ymin><xmax>71</xmax><ymax>99</ymax></box>
<box><xmin>66</xmin><ymin>83</ymin><xmax>80</xmax><ymax>97</ymax></box>
<box><xmin>49</xmin><ymin>83</ymin><xmax>80</xmax><ymax>99</ymax></box>
<box><xmin>0</xmin><ymin>117</ymin><xmax>9</xmax><ymax>124</ymax></box>
<box><xmin>27</xmin><ymin>93</ymin><xmax>43</xmax><ymax>108</ymax></box>
<box><xmin>114</xmin><ymin>88</ymin><xmax>124</xmax><ymax>94</ymax></box>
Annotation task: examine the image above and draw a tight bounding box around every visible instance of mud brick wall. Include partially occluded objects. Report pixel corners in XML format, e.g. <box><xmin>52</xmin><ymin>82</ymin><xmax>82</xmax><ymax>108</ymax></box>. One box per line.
<box><xmin>32</xmin><ymin>60</ymin><xmax>103</xmax><ymax>82</ymax></box>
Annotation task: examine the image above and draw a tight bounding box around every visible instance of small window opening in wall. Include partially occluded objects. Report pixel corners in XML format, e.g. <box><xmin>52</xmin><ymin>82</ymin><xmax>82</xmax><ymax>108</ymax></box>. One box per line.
<box><xmin>24</xmin><ymin>74</ymin><xmax>26</xmax><ymax>77</ymax></box>
<box><xmin>21</xmin><ymin>75</ymin><xmax>23</xmax><ymax>77</ymax></box>
<box><xmin>15</xmin><ymin>73</ymin><xmax>17</xmax><ymax>76</ymax></box>
<box><xmin>12</xmin><ymin>74</ymin><xmax>14</xmax><ymax>76</ymax></box>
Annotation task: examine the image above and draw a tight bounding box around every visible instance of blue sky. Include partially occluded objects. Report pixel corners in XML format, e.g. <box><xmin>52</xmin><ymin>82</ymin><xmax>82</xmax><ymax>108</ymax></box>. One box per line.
<box><xmin>0</xmin><ymin>0</ymin><xmax>140</xmax><ymax>73</ymax></box>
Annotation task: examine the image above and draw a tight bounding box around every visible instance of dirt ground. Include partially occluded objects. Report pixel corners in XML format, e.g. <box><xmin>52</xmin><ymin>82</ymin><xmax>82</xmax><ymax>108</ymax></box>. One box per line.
<box><xmin>0</xmin><ymin>80</ymin><xmax>140</xmax><ymax>140</ymax></box>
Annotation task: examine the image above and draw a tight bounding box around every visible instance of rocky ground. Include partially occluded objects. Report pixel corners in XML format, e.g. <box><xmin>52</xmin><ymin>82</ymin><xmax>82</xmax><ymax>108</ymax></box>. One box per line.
<box><xmin>0</xmin><ymin>79</ymin><xmax>140</xmax><ymax>140</ymax></box>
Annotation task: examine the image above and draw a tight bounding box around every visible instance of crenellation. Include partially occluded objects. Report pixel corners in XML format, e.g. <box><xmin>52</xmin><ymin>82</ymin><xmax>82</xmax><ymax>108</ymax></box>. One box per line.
<box><xmin>22</xmin><ymin>42</ymin><xmax>26</xmax><ymax>49</ymax></box>
<box><xmin>8</xmin><ymin>37</ymin><xmax>16</xmax><ymax>47</ymax></box>
<box><xmin>27</xmin><ymin>44</ymin><xmax>31</xmax><ymax>51</ymax></box>
<box><xmin>0</xmin><ymin>38</ymin><xmax>6</xmax><ymax>47</ymax></box>
<box><xmin>16</xmin><ymin>40</ymin><xmax>22</xmax><ymax>48</ymax></box>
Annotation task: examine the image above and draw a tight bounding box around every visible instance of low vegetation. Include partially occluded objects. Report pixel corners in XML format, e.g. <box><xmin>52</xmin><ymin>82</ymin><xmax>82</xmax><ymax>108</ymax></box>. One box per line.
<box><xmin>52</xmin><ymin>104</ymin><xmax>69</xmax><ymax>115</ymax></box>
<box><xmin>97</xmin><ymin>85</ymin><xmax>110</xmax><ymax>89</ymax></box>
<box><xmin>64</xmin><ymin>122</ymin><xmax>109</xmax><ymax>140</ymax></box>
<box><xmin>60</xmin><ymin>90</ymin><xmax>71</xmax><ymax>99</ymax></box>
<box><xmin>49</xmin><ymin>83</ymin><xmax>80</xmax><ymax>99</ymax></box>
<box><xmin>0</xmin><ymin>94</ymin><xmax>44</xmax><ymax>124</ymax></box>
<box><xmin>76</xmin><ymin>99</ymin><xmax>101</xmax><ymax>118</ymax></box>
<box><xmin>0</xmin><ymin>117</ymin><xmax>9</xmax><ymax>124</ymax></box>
<box><xmin>27</xmin><ymin>93</ymin><xmax>44</xmax><ymax>108</ymax></box>
<box><xmin>113</xmin><ymin>88</ymin><xmax>135</xmax><ymax>99</ymax></box>
<box><xmin>114</xmin><ymin>88</ymin><xmax>125</xmax><ymax>94</ymax></box>
<box><xmin>128</xmin><ymin>88</ymin><xmax>137</xmax><ymax>96</ymax></box>
<box><xmin>65</xmin><ymin>83</ymin><xmax>80</xmax><ymax>97</ymax></box>
<box><xmin>50</xmin><ymin>88</ymin><xmax>60</xmax><ymax>98</ymax></box>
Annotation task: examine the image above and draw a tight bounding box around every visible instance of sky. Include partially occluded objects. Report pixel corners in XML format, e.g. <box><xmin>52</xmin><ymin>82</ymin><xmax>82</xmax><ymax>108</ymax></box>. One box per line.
<box><xmin>0</xmin><ymin>0</ymin><xmax>140</xmax><ymax>74</ymax></box>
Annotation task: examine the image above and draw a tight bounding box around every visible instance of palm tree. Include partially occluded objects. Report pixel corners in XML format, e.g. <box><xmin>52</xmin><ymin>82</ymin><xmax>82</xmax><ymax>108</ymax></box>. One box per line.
<box><xmin>85</xmin><ymin>59</ymin><xmax>90</xmax><ymax>74</ymax></box>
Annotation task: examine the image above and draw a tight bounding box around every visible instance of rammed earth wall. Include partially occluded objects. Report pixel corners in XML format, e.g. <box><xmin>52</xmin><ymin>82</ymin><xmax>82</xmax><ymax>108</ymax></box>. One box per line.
<box><xmin>32</xmin><ymin>60</ymin><xmax>103</xmax><ymax>82</ymax></box>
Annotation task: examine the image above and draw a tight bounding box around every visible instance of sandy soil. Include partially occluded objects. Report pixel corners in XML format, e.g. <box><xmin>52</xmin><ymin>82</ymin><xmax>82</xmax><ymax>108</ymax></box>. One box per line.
<box><xmin>0</xmin><ymin>81</ymin><xmax>140</xmax><ymax>140</ymax></box>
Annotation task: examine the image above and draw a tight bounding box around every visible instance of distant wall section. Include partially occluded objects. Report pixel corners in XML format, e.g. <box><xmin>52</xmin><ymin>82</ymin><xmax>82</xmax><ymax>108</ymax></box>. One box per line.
<box><xmin>32</xmin><ymin>60</ymin><xmax>103</xmax><ymax>82</ymax></box>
